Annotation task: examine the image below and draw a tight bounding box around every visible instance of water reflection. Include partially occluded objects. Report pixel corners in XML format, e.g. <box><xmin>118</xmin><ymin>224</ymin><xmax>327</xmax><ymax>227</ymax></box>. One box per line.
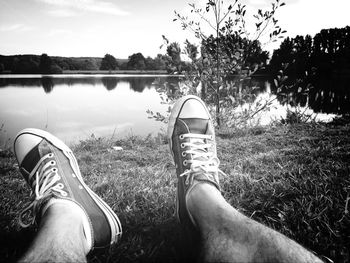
<box><xmin>127</xmin><ymin>77</ymin><xmax>155</xmax><ymax>93</ymax></box>
<box><xmin>0</xmin><ymin>75</ymin><xmax>170</xmax><ymax>146</ymax></box>
<box><xmin>42</xmin><ymin>77</ymin><xmax>54</xmax><ymax>93</ymax></box>
<box><xmin>269</xmin><ymin>71</ymin><xmax>350</xmax><ymax>115</ymax></box>
<box><xmin>0</xmin><ymin>73</ymin><xmax>346</xmax><ymax>117</ymax></box>
<box><xmin>0</xmin><ymin>76</ymin><xmax>160</xmax><ymax>93</ymax></box>
<box><xmin>101</xmin><ymin>77</ymin><xmax>118</xmax><ymax>91</ymax></box>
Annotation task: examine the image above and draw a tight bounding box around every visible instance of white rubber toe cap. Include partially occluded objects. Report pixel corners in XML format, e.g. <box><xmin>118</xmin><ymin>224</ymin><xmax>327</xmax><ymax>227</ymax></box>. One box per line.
<box><xmin>14</xmin><ymin>133</ymin><xmax>42</xmax><ymax>165</ymax></box>
<box><xmin>178</xmin><ymin>98</ymin><xmax>209</xmax><ymax>119</ymax></box>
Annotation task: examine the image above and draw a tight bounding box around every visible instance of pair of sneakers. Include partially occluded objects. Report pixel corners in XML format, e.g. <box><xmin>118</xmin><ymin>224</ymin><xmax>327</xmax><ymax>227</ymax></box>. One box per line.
<box><xmin>14</xmin><ymin>95</ymin><xmax>223</xmax><ymax>253</ymax></box>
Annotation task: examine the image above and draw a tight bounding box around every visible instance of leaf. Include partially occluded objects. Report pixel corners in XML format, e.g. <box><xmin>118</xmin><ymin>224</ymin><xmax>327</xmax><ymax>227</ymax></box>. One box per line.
<box><xmin>280</xmin><ymin>2</ymin><xmax>286</xmax><ymax>6</ymax></box>
<box><xmin>274</xmin><ymin>79</ymin><xmax>278</xmax><ymax>87</ymax></box>
<box><xmin>162</xmin><ymin>35</ymin><xmax>169</xmax><ymax>44</ymax></box>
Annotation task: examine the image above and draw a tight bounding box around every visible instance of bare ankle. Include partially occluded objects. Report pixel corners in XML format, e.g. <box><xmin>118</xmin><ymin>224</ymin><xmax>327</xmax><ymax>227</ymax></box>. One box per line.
<box><xmin>44</xmin><ymin>200</ymin><xmax>90</xmax><ymax>251</ymax></box>
<box><xmin>187</xmin><ymin>182</ymin><xmax>224</xmax><ymax>208</ymax></box>
<box><xmin>186</xmin><ymin>182</ymin><xmax>230</xmax><ymax>228</ymax></box>
<box><xmin>21</xmin><ymin>199</ymin><xmax>91</xmax><ymax>262</ymax></box>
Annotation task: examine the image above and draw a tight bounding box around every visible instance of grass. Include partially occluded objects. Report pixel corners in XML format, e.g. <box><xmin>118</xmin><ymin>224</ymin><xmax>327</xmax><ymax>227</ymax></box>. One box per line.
<box><xmin>0</xmin><ymin>122</ymin><xmax>349</xmax><ymax>262</ymax></box>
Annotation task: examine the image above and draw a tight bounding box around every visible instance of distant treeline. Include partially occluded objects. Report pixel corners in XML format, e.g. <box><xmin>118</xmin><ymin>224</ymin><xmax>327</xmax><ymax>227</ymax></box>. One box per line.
<box><xmin>0</xmin><ymin>53</ymin><xmax>170</xmax><ymax>74</ymax></box>
<box><xmin>1</xmin><ymin>26</ymin><xmax>350</xmax><ymax>79</ymax></box>
<box><xmin>268</xmin><ymin>26</ymin><xmax>350</xmax><ymax>76</ymax></box>
<box><xmin>268</xmin><ymin>26</ymin><xmax>350</xmax><ymax>115</ymax></box>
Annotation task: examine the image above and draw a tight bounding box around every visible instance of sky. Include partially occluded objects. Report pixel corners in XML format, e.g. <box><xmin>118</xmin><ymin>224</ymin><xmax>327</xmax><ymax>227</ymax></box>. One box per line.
<box><xmin>0</xmin><ymin>0</ymin><xmax>349</xmax><ymax>59</ymax></box>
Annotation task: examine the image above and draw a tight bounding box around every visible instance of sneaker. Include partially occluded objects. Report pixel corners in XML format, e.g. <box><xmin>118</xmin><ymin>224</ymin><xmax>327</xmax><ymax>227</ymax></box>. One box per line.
<box><xmin>13</xmin><ymin>128</ymin><xmax>122</xmax><ymax>253</ymax></box>
<box><xmin>167</xmin><ymin>95</ymin><xmax>223</xmax><ymax>229</ymax></box>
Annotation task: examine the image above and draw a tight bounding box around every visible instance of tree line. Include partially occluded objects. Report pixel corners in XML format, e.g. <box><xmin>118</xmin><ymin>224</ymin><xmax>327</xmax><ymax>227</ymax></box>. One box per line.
<box><xmin>268</xmin><ymin>26</ymin><xmax>350</xmax><ymax>77</ymax></box>
<box><xmin>0</xmin><ymin>53</ymin><xmax>171</xmax><ymax>74</ymax></box>
<box><xmin>1</xmin><ymin>26</ymin><xmax>349</xmax><ymax>81</ymax></box>
<box><xmin>267</xmin><ymin>26</ymin><xmax>350</xmax><ymax>115</ymax></box>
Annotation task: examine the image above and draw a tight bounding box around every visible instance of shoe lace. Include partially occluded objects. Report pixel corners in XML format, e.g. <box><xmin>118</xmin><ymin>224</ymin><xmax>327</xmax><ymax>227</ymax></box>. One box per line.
<box><xmin>19</xmin><ymin>152</ymin><xmax>68</xmax><ymax>228</ymax></box>
<box><xmin>179</xmin><ymin>133</ymin><xmax>225</xmax><ymax>187</ymax></box>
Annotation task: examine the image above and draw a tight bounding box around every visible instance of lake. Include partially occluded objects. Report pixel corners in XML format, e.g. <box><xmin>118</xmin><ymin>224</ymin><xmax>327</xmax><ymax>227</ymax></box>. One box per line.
<box><xmin>0</xmin><ymin>75</ymin><xmax>172</xmax><ymax>148</ymax></box>
<box><xmin>0</xmin><ymin>74</ymin><xmax>337</xmax><ymax>149</ymax></box>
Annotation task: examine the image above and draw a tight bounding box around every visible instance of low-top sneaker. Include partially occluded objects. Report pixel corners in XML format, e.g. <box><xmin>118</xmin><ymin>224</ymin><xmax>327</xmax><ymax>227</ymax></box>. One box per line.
<box><xmin>14</xmin><ymin>128</ymin><xmax>122</xmax><ymax>253</ymax></box>
<box><xmin>167</xmin><ymin>95</ymin><xmax>224</xmax><ymax>229</ymax></box>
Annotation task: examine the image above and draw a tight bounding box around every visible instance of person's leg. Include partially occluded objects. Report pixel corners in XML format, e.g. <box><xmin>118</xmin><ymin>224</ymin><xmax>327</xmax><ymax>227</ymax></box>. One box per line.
<box><xmin>20</xmin><ymin>202</ymin><xmax>89</xmax><ymax>262</ymax></box>
<box><xmin>14</xmin><ymin>129</ymin><xmax>122</xmax><ymax>262</ymax></box>
<box><xmin>167</xmin><ymin>95</ymin><xmax>323</xmax><ymax>263</ymax></box>
<box><xmin>188</xmin><ymin>183</ymin><xmax>322</xmax><ymax>262</ymax></box>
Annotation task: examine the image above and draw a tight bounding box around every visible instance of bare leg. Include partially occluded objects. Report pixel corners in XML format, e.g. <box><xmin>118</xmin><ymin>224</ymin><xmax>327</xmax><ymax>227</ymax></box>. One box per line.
<box><xmin>188</xmin><ymin>183</ymin><xmax>323</xmax><ymax>263</ymax></box>
<box><xmin>20</xmin><ymin>202</ymin><xmax>89</xmax><ymax>263</ymax></box>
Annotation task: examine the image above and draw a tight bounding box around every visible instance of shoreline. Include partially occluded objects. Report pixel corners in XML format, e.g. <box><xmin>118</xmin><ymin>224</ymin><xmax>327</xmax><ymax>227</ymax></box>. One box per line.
<box><xmin>0</xmin><ymin>70</ymin><xmax>183</xmax><ymax>78</ymax></box>
<box><xmin>0</xmin><ymin>70</ymin><xmax>178</xmax><ymax>76</ymax></box>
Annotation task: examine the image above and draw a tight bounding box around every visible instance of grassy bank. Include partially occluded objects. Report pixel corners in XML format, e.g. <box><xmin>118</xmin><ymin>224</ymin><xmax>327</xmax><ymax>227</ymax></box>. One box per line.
<box><xmin>0</xmin><ymin>122</ymin><xmax>349</xmax><ymax>262</ymax></box>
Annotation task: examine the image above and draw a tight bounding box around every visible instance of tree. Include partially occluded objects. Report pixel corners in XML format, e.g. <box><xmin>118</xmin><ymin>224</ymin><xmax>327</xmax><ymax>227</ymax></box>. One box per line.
<box><xmin>153</xmin><ymin>54</ymin><xmax>168</xmax><ymax>70</ymax></box>
<box><xmin>166</xmin><ymin>42</ymin><xmax>181</xmax><ymax>64</ymax></box>
<box><xmin>50</xmin><ymin>64</ymin><xmax>63</xmax><ymax>74</ymax></box>
<box><xmin>127</xmin><ymin>53</ymin><xmax>146</xmax><ymax>70</ymax></box>
<box><xmin>100</xmin><ymin>54</ymin><xmax>118</xmax><ymax>70</ymax></box>
<box><xmin>268</xmin><ymin>26</ymin><xmax>350</xmax><ymax>115</ymax></box>
<box><xmin>154</xmin><ymin>0</ymin><xmax>286</xmax><ymax>126</ymax></box>
<box><xmin>39</xmin><ymin>54</ymin><xmax>52</xmax><ymax>74</ymax></box>
<box><xmin>165</xmin><ymin>42</ymin><xmax>192</xmax><ymax>73</ymax></box>
<box><xmin>12</xmin><ymin>57</ymin><xmax>39</xmax><ymax>73</ymax></box>
<box><xmin>145</xmin><ymin>56</ymin><xmax>155</xmax><ymax>70</ymax></box>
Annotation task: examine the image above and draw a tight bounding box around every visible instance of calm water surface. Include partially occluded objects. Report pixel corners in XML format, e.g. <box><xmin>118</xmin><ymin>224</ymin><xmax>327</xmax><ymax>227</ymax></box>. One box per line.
<box><xmin>0</xmin><ymin>75</ymin><xmax>170</xmax><ymax>148</ymax></box>
<box><xmin>0</xmin><ymin>74</ymin><xmax>337</xmax><ymax>149</ymax></box>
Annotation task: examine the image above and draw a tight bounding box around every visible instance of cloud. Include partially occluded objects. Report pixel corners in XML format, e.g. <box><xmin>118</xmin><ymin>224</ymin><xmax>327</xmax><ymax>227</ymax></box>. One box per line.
<box><xmin>0</xmin><ymin>24</ymin><xmax>35</xmax><ymax>32</ymax></box>
<box><xmin>47</xmin><ymin>9</ymin><xmax>79</xmax><ymax>17</ymax></box>
<box><xmin>37</xmin><ymin>0</ymin><xmax>129</xmax><ymax>16</ymax></box>
<box><xmin>47</xmin><ymin>29</ymin><xmax>73</xmax><ymax>37</ymax></box>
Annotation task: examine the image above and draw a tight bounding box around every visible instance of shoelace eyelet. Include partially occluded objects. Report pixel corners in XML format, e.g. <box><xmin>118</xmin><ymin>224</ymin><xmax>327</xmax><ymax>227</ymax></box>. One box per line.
<box><xmin>183</xmin><ymin>160</ymin><xmax>188</xmax><ymax>166</ymax></box>
<box><xmin>180</xmin><ymin>143</ymin><xmax>185</xmax><ymax>148</ymax></box>
<box><xmin>181</xmin><ymin>151</ymin><xmax>187</xmax><ymax>157</ymax></box>
<box><xmin>19</xmin><ymin>152</ymin><xmax>71</xmax><ymax>228</ymax></box>
<box><xmin>179</xmin><ymin>134</ymin><xmax>184</xmax><ymax>140</ymax></box>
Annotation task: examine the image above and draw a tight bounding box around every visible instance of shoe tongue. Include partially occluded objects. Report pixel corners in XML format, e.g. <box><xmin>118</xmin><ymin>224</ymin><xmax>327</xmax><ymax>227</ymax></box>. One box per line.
<box><xmin>181</xmin><ymin>118</ymin><xmax>211</xmax><ymax>163</ymax></box>
<box><xmin>21</xmin><ymin>140</ymin><xmax>52</xmax><ymax>173</ymax></box>
<box><xmin>181</xmin><ymin>118</ymin><xmax>209</xmax><ymax>134</ymax></box>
